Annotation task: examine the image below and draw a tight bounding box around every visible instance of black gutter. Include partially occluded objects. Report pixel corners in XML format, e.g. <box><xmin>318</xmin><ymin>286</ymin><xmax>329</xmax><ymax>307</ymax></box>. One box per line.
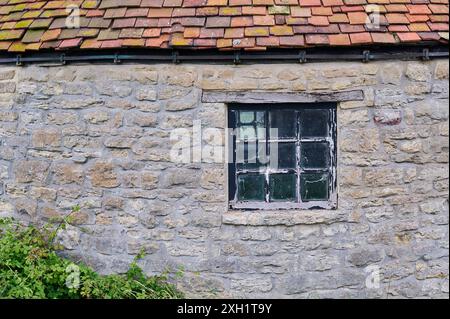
<box><xmin>0</xmin><ymin>44</ymin><xmax>448</xmax><ymax>66</ymax></box>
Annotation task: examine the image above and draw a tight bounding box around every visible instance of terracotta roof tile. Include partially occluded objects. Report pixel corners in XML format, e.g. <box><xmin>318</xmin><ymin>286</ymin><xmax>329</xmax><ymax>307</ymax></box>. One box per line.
<box><xmin>0</xmin><ymin>0</ymin><xmax>446</xmax><ymax>52</ymax></box>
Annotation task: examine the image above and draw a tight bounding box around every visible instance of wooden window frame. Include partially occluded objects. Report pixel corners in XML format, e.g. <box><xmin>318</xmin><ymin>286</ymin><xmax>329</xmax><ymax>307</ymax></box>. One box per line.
<box><xmin>228</xmin><ymin>103</ymin><xmax>338</xmax><ymax>211</ymax></box>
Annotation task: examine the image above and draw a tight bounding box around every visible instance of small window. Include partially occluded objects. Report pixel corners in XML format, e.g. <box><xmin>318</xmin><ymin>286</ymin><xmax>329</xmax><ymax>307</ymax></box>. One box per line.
<box><xmin>228</xmin><ymin>104</ymin><xmax>337</xmax><ymax>210</ymax></box>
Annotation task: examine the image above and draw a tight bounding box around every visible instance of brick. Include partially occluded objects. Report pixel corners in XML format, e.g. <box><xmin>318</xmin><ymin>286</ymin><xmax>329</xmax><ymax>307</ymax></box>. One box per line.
<box><xmin>305</xmin><ymin>34</ymin><xmax>329</xmax><ymax>44</ymax></box>
<box><xmin>256</xmin><ymin>36</ymin><xmax>280</xmax><ymax>46</ymax></box>
<box><xmin>386</xmin><ymin>13</ymin><xmax>410</xmax><ymax>24</ymax></box>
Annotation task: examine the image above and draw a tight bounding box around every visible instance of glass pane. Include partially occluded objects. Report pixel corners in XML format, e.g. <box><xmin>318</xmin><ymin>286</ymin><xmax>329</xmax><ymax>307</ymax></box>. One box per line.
<box><xmin>255</xmin><ymin>111</ymin><xmax>265</xmax><ymax>125</ymax></box>
<box><xmin>236</xmin><ymin>141</ymin><xmax>267</xmax><ymax>171</ymax></box>
<box><xmin>240</xmin><ymin>111</ymin><xmax>254</xmax><ymax>124</ymax></box>
<box><xmin>270</xmin><ymin>142</ymin><xmax>296</xmax><ymax>170</ymax></box>
<box><xmin>269</xmin><ymin>174</ymin><xmax>297</xmax><ymax>202</ymax></box>
<box><xmin>237</xmin><ymin>174</ymin><xmax>265</xmax><ymax>201</ymax></box>
<box><xmin>300</xmin><ymin>142</ymin><xmax>329</xmax><ymax>169</ymax></box>
<box><xmin>238</xmin><ymin>125</ymin><xmax>256</xmax><ymax>140</ymax></box>
<box><xmin>300</xmin><ymin>109</ymin><xmax>329</xmax><ymax>138</ymax></box>
<box><xmin>270</xmin><ymin>110</ymin><xmax>297</xmax><ymax>139</ymax></box>
<box><xmin>300</xmin><ymin>173</ymin><xmax>329</xmax><ymax>201</ymax></box>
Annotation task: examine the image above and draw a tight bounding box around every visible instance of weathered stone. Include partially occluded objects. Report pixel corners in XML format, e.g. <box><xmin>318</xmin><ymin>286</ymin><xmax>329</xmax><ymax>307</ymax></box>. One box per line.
<box><xmin>104</xmin><ymin>137</ymin><xmax>134</xmax><ymax>149</ymax></box>
<box><xmin>127</xmin><ymin>112</ymin><xmax>157</xmax><ymax>127</ymax></box>
<box><xmin>0</xmin><ymin>82</ymin><xmax>16</xmax><ymax>93</ymax></box>
<box><xmin>399</xmin><ymin>140</ymin><xmax>422</xmax><ymax>153</ymax></box>
<box><xmin>161</xmin><ymin>169</ymin><xmax>200</xmax><ymax>188</ymax></box>
<box><xmin>141</xmin><ymin>172</ymin><xmax>159</xmax><ymax>190</ymax></box>
<box><xmin>14</xmin><ymin>160</ymin><xmax>50</xmax><ymax>184</ymax></box>
<box><xmin>364</xmin><ymin>168</ymin><xmax>404</xmax><ymax>187</ymax></box>
<box><xmin>406</xmin><ymin>62</ymin><xmax>432</xmax><ymax>82</ymax></box>
<box><xmin>31</xmin><ymin>127</ymin><xmax>61</xmax><ymax>148</ymax></box>
<box><xmin>165</xmin><ymin>96</ymin><xmax>197</xmax><ymax>111</ymax></box>
<box><xmin>56</xmin><ymin>225</ymin><xmax>80</xmax><ymax>250</ymax></box>
<box><xmin>0</xmin><ymin>60</ymin><xmax>447</xmax><ymax>299</ymax></box>
<box><xmin>89</xmin><ymin>161</ymin><xmax>119</xmax><ymax>188</ymax></box>
<box><xmin>380</xmin><ymin>63</ymin><xmax>403</xmax><ymax>85</ymax></box>
<box><xmin>230</xmin><ymin>277</ymin><xmax>273</xmax><ymax>294</ymax></box>
<box><xmin>373</xmin><ymin>110</ymin><xmax>402</xmax><ymax>125</ymax></box>
<box><xmin>161</xmin><ymin>68</ymin><xmax>197</xmax><ymax>87</ymax></box>
<box><xmin>435</xmin><ymin>60</ymin><xmax>449</xmax><ymax>80</ymax></box>
<box><xmin>52</xmin><ymin>163</ymin><xmax>84</xmax><ymax>185</ymax></box>
<box><xmin>83</xmin><ymin>110</ymin><xmax>109</xmax><ymax>124</ymax></box>
<box><xmin>14</xmin><ymin>197</ymin><xmax>37</xmax><ymax>217</ymax></box>
<box><xmin>135</xmin><ymin>88</ymin><xmax>157</xmax><ymax>101</ymax></box>
<box><xmin>0</xmin><ymin>111</ymin><xmax>18</xmax><ymax>122</ymax></box>
<box><xmin>0</xmin><ymin>200</ymin><xmax>14</xmax><ymax>216</ymax></box>
<box><xmin>0</xmin><ymin>70</ymin><xmax>15</xmax><ymax>81</ymax></box>
<box><xmin>348</xmin><ymin>248</ymin><xmax>384</xmax><ymax>267</ymax></box>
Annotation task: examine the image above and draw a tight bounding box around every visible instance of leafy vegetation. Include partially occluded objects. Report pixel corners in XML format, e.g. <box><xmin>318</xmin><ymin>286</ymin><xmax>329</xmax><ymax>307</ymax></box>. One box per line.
<box><xmin>0</xmin><ymin>217</ymin><xmax>183</xmax><ymax>299</ymax></box>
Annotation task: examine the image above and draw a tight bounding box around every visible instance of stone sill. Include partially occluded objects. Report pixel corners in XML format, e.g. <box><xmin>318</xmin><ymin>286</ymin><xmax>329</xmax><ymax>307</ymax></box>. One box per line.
<box><xmin>222</xmin><ymin>210</ymin><xmax>348</xmax><ymax>226</ymax></box>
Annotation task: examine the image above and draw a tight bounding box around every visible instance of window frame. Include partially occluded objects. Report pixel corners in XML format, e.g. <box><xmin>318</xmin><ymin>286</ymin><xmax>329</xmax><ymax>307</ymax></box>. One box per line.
<box><xmin>228</xmin><ymin>103</ymin><xmax>338</xmax><ymax>210</ymax></box>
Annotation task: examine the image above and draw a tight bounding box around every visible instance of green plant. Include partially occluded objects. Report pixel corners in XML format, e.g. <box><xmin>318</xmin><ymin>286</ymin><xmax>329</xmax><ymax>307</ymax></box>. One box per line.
<box><xmin>0</xmin><ymin>217</ymin><xmax>183</xmax><ymax>299</ymax></box>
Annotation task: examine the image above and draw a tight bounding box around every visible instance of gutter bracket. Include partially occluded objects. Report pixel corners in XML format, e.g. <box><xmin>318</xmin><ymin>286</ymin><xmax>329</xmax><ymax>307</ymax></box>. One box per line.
<box><xmin>113</xmin><ymin>53</ymin><xmax>121</xmax><ymax>64</ymax></box>
<box><xmin>16</xmin><ymin>55</ymin><xmax>23</xmax><ymax>66</ymax></box>
<box><xmin>298</xmin><ymin>50</ymin><xmax>307</xmax><ymax>63</ymax></box>
<box><xmin>362</xmin><ymin>50</ymin><xmax>371</xmax><ymax>63</ymax></box>
<box><xmin>172</xmin><ymin>50</ymin><xmax>180</xmax><ymax>64</ymax></box>
<box><xmin>422</xmin><ymin>48</ymin><xmax>430</xmax><ymax>61</ymax></box>
<box><xmin>60</xmin><ymin>53</ymin><xmax>66</xmax><ymax>65</ymax></box>
<box><xmin>233</xmin><ymin>51</ymin><xmax>241</xmax><ymax>65</ymax></box>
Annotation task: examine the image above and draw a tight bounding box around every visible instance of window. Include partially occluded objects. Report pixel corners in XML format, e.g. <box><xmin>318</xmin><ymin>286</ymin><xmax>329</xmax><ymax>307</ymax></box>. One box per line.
<box><xmin>228</xmin><ymin>104</ymin><xmax>337</xmax><ymax>210</ymax></box>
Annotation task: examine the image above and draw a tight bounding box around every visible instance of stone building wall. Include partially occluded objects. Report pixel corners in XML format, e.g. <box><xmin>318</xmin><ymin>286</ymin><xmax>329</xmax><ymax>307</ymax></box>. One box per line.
<box><xmin>0</xmin><ymin>59</ymin><xmax>448</xmax><ymax>298</ymax></box>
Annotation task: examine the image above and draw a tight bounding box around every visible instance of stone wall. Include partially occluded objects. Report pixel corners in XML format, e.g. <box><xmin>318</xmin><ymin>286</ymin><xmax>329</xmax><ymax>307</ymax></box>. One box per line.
<box><xmin>0</xmin><ymin>59</ymin><xmax>448</xmax><ymax>298</ymax></box>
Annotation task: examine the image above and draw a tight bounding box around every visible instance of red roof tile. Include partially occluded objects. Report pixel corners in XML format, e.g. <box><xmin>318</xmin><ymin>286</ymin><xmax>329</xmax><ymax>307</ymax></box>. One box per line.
<box><xmin>0</xmin><ymin>0</ymin><xmax>447</xmax><ymax>52</ymax></box>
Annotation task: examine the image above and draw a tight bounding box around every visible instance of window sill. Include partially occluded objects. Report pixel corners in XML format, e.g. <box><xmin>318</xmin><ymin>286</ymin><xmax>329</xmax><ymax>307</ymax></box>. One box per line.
<box><xmin>222</xmin><ymin>209</ymin><xmax>348</xmax><ymax>226</ymax></box>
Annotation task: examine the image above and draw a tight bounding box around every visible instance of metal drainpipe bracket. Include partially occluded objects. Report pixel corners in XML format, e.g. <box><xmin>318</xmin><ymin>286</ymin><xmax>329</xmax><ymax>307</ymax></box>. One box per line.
<box><xmin>60</xmin><ymin>53</ymin><xmax>66</xmax><ymax>65</ymax></box>
<box><xmin>233</xmin><ymin>51</ymin><xmax>241</xmax><ymax>65</ymax></box>
<box><xmin>298</xmin><ymin>50</ymin><xmax>307</xmax><ymax>63</ymax></box>
<box><xmin>422</xmin><ymin>48</ymin><xmax>430</xmax><ymax>61</ymax></box>
<box><xmin>362</xmin><ymin>50</ymin><xmax>371</xmax><ymax>63</ymax></box>
<box><xmin>113</xmin><ymin>53</ymin><xmax>121</xmax><ymax>64</ymax></box>
<box><xmin>16</xmin><ymin>55</ymin><xmax>23</xmax><ymax>66</ymax></box>
<box><xmin>172</xmin><ymin>50</ymin><xmax>180</xmax><ymax>64</ymax></box>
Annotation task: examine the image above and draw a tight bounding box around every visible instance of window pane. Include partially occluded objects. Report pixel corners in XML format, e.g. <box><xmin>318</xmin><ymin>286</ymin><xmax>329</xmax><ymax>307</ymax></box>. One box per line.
<box><xmin>238</xmin><ymin>125</ymin><xmax>256</xmax><ymax>140</ymax></box>
<box><xmin>270</xmin><ymin>110</ymin><xmax>297</xmax><ymax>139</ymax></box>
<box><xmin>300</xmin><ymin>142</ymin><xmax>329</xmax><ymax>169</ymax></box>
<box><xmin>239</xmin><ymin>111</ymin><xmax>255</xmax><ymax>124</ymax></box>
<box><xmin>236</xmin><ymin>141</ymin><xmax>267</xmax><ymax>171</ymax></box>
<box><xmin>300</xmin><ymin>173</ymin><xmax>329</xmax><ymax>201</ymax></box>
<box><xmin>237</xmin><ymin>174</ymin><xmax>265</xmax><ymax>201</ymax></box>
<box><xmin>300</xmin><ymin>109</ymin><xmax>329</xmax><ymax>138</ymax></box>
<box><xmin>255</xmin><ymin>111</ymin><xmax>265</xmax><ymax>125</ymax></box>
<box><xmin>269</xmin><ymin>174</ymin><xmax>297</xmax><ymax>202</ymax></box>
<box><xmin>270</xmin><ymin>142</ymin><xmax>297</xmax><ymax>170</ymax></box>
